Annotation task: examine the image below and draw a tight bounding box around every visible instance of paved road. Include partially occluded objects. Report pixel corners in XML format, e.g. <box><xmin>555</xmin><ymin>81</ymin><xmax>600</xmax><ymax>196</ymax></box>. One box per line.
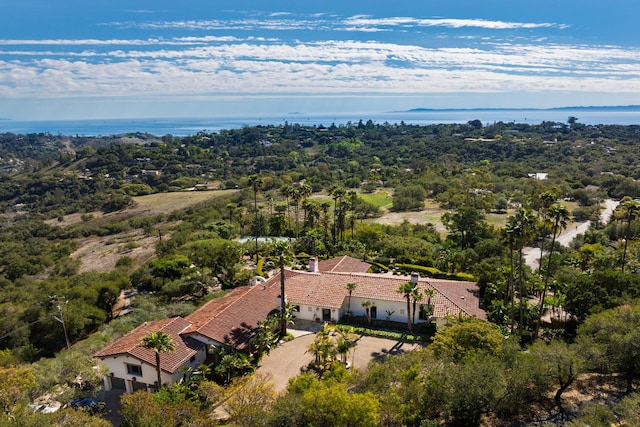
<box><xmin>523</xmin><ymin>199</ymin><xmax>619</xmax><ymax>270</ymax></box>
<box><xmin>256</xmin><ymin>329</ymin><xmax>425</xmax><ymax>392</ymax></box>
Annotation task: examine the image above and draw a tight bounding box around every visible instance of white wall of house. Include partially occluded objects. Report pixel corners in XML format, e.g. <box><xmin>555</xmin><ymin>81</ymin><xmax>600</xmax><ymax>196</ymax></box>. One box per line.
<box><xmin>100</xmin><ymin>347</ymin><xmax>207</xmax><ymax>392</ymax></box>
<box><xmin>349</xmin><ymin>296</ymin><xmax>429</xmax><ymax>324</ymax></box>
<box><xmin>293</xmin><ymin>304</ymin><xmax>340</xmax><ymax>323</ymax></box>
<box><xmin>291</xmin><ymin>297</ymin><xmax>431</xmax><ymax>325</ymax></box>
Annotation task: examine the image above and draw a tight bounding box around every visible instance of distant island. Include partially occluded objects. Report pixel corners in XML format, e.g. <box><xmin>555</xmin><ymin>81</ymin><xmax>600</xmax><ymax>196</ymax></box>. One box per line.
<box><xmin>405</xmin><ymin>105</ymin><xmax>640</xmax><ymax>113</ymax></box>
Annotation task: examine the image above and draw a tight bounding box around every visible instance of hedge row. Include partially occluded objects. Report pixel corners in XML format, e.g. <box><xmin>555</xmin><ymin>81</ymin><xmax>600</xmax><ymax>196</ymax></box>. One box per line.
<box><xmin>393</xmin><ymin>263</ymin><xmax>478</xmax><ymax>282</ymax></box>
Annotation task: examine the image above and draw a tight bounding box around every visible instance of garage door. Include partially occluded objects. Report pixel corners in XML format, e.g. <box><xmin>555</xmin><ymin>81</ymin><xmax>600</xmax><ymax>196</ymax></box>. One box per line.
<box><xmin>111</xmin><ymin>376</ymin><xmax>126</xmax><ymax>390</ymax></box>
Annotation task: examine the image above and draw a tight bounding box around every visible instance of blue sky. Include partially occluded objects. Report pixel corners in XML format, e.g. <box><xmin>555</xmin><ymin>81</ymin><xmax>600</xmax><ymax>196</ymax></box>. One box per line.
<box><xmin>1</xmin><ymin>0</ymin><xmax>639</xmax><ymax>120</ymax></box>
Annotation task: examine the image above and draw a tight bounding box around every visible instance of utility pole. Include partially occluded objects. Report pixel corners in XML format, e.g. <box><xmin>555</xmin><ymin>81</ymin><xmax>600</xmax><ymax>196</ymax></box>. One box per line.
<box><xmin>50</xmin><ymin>295</ymin><xmax>71</xmax><ymax>349</ymax></box>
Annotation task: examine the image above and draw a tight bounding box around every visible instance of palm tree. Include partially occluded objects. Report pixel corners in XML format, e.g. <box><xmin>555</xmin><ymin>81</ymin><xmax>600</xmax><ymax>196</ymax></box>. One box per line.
<box><xmin>141</xmin><ymin>331</ymin><xmax>176</xmax><ymax>390</ymax></box>
<box><xmin>535</xmin><ymin>203</ymin><xmax>569</xmax><ymax>338</ymax></box>
<box><xmin>346</xmin><ymin>282</ymin><xmax>357</xmax><ymax>316</ymax></box>
<box><xmin>299</xmin><ymin>183</ymin><xmax>312</xmax><ymax>228</ymax></box>
<box><xmin>248</xmin><ymin>175</ymin><xmax>263</xmax><ymax>262</ymax></box>
<box><xmin>619</xmin><ymin>197</ymin><xmax>640</xmax><ymax>273</ymax></box>
<box><xmin>226</xmin><ymin>202</ymin><xmax>237</xmax><ymax>224</ymax></box>
<box><xmin>537</xmin><ymin>190</ymin><xmax>559</xmax><ymax>273</ymax></box>
<box><xmin>411</xmin><ymin>287</ymin><xmax>423</xmax><ymax>325</ymax></box>
<box><xmin>272</xmin><ymin>240</ymin><xmax>292</xmax><ymax>337</ymax></box>
<box><xmin>361</xmin><ymin>300</ymin><xmax>373</xmax><ymax>325</ymax></box>
<box><xmin>330</xmin><ymin>187</ymin><xmax>346</xmax><ymax>244</ymax></box>
<box><xmin>335</xmin><ymin>326</ymin><xmax>356</xmax><ymax>364</ymax></box>
<box><xmin>423</xmin><ymin>288</ymin><xmax>435</xmax><ymax>318</ymax></box>
<box><xmin>306</xmin><ymin>324</ymin><xmax>337</xmax><ymax>370</ymax></box>
<box><xmin>397</xmin><ymin>282</ymin><xmax>415</xmax><ymax>332</ymax></box>
<box><xmin>289</xmin><ymin>186</ymin><xmax>302</xmax><ymax>237</ymax></box>
<box><xmin>505</xmin><ymin>207</ymin><xmax>537</xmax><ymax>335</ymax></box>
<box><xmin>347</xmin><ymin>190</ymin><xmax>358</xmax><ymax>238</ymax></box>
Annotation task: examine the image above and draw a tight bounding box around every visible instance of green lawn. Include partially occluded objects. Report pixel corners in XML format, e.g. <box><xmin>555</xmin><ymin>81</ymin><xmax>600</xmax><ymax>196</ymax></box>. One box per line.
<box><xmin>359</xmin><ymin>190</ymin><xmax>393</xmax><ymax>209</ymax></box>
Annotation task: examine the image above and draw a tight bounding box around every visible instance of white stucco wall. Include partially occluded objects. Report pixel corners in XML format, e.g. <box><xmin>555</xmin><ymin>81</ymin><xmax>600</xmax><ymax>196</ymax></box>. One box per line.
<box><xmin>291</xmin><ymin>297</ymin><xmax>431</xmax><ymax>325</ymax></box>
<box><xmin>100</xmin><ymin>346</ymin><xmax>207</xmax><ymax>392</ymax></box>
<box><xmin>293</xmin><ymin>304</ymin><xmax>340</xmax><ymax>323</ymax></box>
<box><xmin>349</xmin><ymin>297</ymin><xmax>430</xmax><ymax>324</ymax></box>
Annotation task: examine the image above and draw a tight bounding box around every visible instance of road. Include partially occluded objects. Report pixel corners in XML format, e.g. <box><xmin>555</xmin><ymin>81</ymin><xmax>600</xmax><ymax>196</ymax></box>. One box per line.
<box><xmin>523</xmin><ymin>199</ymin><xmax>619</xmax><ymax>270</ymax></box>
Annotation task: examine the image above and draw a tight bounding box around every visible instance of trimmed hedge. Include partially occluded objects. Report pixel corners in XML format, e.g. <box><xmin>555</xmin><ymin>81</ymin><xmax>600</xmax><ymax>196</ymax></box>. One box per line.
<box><xmin>351</xmin><ymin>326</ymin><xmax>431</xmax><ymax>343</ymax></box>
<box><xmin>394</xmin><ymin>263</ymin><xmax>478</xmax><ymax>282</ymax></box>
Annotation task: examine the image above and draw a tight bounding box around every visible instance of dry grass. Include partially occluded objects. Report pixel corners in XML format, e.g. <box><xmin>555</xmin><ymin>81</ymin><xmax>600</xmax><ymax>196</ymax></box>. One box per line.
<box><xmin>50</xmin><ymin>189</ymin><xmax>238</xmax><ymax>228</ymax></box>
<box><xmin>62</xmin><ymin>189</ymin><xmax>237</xmax><ymax>272</ymax></box>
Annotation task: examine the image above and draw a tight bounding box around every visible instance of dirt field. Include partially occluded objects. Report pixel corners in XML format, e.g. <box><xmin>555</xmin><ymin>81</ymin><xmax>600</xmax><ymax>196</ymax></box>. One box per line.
<box><xmin>65</xmin><ymin>189</ymin><xmax>236</xmax><ymax>273</ymax></box>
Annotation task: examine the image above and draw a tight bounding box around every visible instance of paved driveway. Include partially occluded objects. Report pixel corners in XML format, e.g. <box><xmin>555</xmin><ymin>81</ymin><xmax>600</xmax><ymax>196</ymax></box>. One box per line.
<box><xmin>256</xmin><ymin>328</ymin><xmax>425</xmax><ymax>392</ymax></box>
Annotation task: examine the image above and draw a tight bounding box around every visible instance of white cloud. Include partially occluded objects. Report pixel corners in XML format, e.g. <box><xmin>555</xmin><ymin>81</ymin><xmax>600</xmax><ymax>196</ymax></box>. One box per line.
<box><xmin>1</xmin><ymin>28</ymin><xmax>639</xmax><ymax>103</ymax></box>
<box><xmin>343</xmin><ymin>16</ymin><xmax>568</xmax><ymax>30</ymax></box>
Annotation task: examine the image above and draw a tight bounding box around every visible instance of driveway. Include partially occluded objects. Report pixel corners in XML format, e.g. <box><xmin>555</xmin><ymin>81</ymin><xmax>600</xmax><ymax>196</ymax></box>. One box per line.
<box><xmin>256</xmin><ymin>327</ymin><xmax>425</xmax><ymax>392</ymax></box>
<box><xmin>523</xmin><ymin>198</ymin><xmax>619</xmax><ymax>270</ymax></box>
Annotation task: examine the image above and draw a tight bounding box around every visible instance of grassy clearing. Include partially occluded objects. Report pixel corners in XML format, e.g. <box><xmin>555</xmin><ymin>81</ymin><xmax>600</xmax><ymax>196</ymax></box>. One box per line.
<box><xmin>131</xmin><ymin>189</ymin><xmax>238</xmax><ymax>215</ymax></box>
<box><xmin>51</xmin><ymin>189</ymin><xmax>238</xmax><ymax>227</ymax></box>
<box><xmin>359</xmin><ymin>190</ymin><xmax>393</xmax><ymax>209</ymax></box>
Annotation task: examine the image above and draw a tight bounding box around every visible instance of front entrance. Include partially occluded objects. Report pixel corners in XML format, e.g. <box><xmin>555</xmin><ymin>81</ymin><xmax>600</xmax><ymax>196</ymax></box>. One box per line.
<box><xmin>322</xmin><ymin>308</ymin><xmax>331</xmax><ymax>322</ymax></box>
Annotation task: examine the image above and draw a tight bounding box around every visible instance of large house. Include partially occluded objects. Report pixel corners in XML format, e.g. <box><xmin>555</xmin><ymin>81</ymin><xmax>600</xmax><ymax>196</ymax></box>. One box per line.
<box><xmin>94</xmin><ymin>256</ymin><xmax>485</xmax><ymax>392</ymax></box>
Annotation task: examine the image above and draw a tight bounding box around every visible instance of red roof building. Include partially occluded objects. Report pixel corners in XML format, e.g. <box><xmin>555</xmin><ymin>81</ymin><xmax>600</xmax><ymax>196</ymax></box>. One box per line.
<box><xmin>94</xmin><ymin>256</ymin><xmax>485</xmax><ymax>392</ymax></box>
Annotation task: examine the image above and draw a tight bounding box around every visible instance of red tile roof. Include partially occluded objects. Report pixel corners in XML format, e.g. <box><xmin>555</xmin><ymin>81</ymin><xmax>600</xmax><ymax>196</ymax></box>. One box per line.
<box><xmin>318</xmin><ymin>255</ymin><xmax>371</xmax><ymax>273</ymax></box>
<box><xmin>183</xmin><ymin>278</ymin><xmax>283</xmax><ymax>349</ymax></box>
<box><xmin>94</xmin><ymin>317</ymin><xmax>204</xmax><ymax>374</ymax></box>
<box><xmin>281</xmin><ymin>270</ymin><xmax>486</xmax><ymax>320</ymax></box>
<box><xmin>94</xmin><ymin>258</ymin><xmax>485</xmax><ymax>375</ymax></box>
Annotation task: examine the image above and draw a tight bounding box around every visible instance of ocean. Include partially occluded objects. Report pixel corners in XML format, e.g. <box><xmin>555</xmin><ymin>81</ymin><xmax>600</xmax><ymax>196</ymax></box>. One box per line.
<box><xmin>1</xmin><ymin>109</ymin><xmax>639</xmax><ymax>137</ymax></box>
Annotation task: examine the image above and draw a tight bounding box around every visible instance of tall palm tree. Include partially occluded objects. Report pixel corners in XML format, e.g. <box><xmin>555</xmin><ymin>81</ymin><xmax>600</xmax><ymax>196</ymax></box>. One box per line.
<box><xmin>537</xmin><ymin>190</ymin><xmax>559</xmax><ymax>273</ymax></box>
<box><xmin>347</xmin><ymin>190</ymin><xmax>358</xmax><ymax>238</ymax></box>
<box><xmin>141</xmin><ymin>331</ymin><xmax>176</xmax><ymax>390</ymax></box>
<box><xmin>226</xmin><ymin>202</ymin><xmax>237</xmax><ymax>224</ymax></box>
<box><xmin>619</xmin><ymin>197</ymin><xmax>640</xmax><ymax>273</ymax></box>
<box><xmin>330</xmin><ymin>187</ymin><xmax>346</xmax><ymax>244</ymax></box>
<box><xmin>505</xmin><ymin>207</ymin><xmax>536</xmax><ymax>335</ymax></box>
<box><xmin>397</xmin><ymin>282</ymin><xmax>415</xmax><ymax>332</ymax></box>
<box><xmin>346</xmin><ymin>282</ymin><xmax>357</xmax><ymax>316</ymax></box>
<box><xmin>289</xmin><ymin>187</ymin><xmax>302</xmax><ymax>237</ymax></box>
<box><xmin>535</xmin><ymin>203</ymin><xmax>569</xmax><ymax>338</ymax></box>
<box><xmin>299</xmin><ymin>183</ymin><xmax>312</xmax><ymax>227</ymax></box>
<box><xmin>272</xmin><ymin>240</ymin><xmax>292</xmax><ymax>337</ymax></box>
<box><xmin>248</xmin><ymin>175</ymin><xmax>263</xmax><ymax>263</ymax></box>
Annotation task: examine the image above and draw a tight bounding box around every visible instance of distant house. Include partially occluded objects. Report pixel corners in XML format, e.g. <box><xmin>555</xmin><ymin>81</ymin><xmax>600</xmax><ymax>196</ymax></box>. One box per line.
<box><xmin>194</xmin><ymin>182</ymin><xmax>221</xmax><ymax>191</ymax></box>
<box><xmin>94</xmin><ymin>256</ymin><xmax>485</xmax><ymax>392</ymax></box>
<box><xmin>528</xmin><ymin>173</ymin><xmax>548</xmax><ymax>180</ymax></box>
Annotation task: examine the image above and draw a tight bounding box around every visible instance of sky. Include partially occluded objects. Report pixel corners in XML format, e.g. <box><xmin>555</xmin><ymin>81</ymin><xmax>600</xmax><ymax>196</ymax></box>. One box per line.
<box><xmin>1</xmin><ymin>0</ymin><xmax>639</xmax><ymax>121</ymax></box>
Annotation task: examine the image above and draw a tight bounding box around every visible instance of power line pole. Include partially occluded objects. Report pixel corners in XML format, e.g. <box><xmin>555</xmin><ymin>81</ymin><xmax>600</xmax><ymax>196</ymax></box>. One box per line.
<box><xmin>50</xmin><ymin>295</ymin><xmax>71</xmax><ymax>349</ymax></box>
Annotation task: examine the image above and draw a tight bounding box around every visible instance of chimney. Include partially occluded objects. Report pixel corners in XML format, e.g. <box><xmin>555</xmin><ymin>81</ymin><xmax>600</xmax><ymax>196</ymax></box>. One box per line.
<box><xmin>309</xmin><ymin>257</ymin><xmax>319</xmax><ymax>273</ymax></box>
<box><xmin>410</xmin><ymin>272</ymin><xmax>420</xmax><ymax>285</ymax></box>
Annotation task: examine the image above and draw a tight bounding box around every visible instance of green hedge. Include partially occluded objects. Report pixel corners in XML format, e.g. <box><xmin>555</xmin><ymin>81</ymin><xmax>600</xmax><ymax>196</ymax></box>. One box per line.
<box><xmin>394</xmin><ymin>263</ymin><xmax>478</xmax><ymax>282</ymax></box>
<box><xmin>351</xmin><ymin>326</ymin><xmax>430</xmax><ymax>343</ymax></box>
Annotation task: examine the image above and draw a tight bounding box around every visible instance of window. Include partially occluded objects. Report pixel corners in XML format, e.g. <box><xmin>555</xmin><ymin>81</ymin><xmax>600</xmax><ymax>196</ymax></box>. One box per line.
<box><xmin>292</xmin><ymin>305</ymin><xmax>300</xmax><ymax>312</ymax></box>
<box><xmin>190</xmin><ymin>355</ymin><xmax>196</xmax><ymax>364</ymax></box>
<box><xmin>126</xmin><ymin>364</ymin><xmax>142</xmax><ymax>376</ymax></box>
